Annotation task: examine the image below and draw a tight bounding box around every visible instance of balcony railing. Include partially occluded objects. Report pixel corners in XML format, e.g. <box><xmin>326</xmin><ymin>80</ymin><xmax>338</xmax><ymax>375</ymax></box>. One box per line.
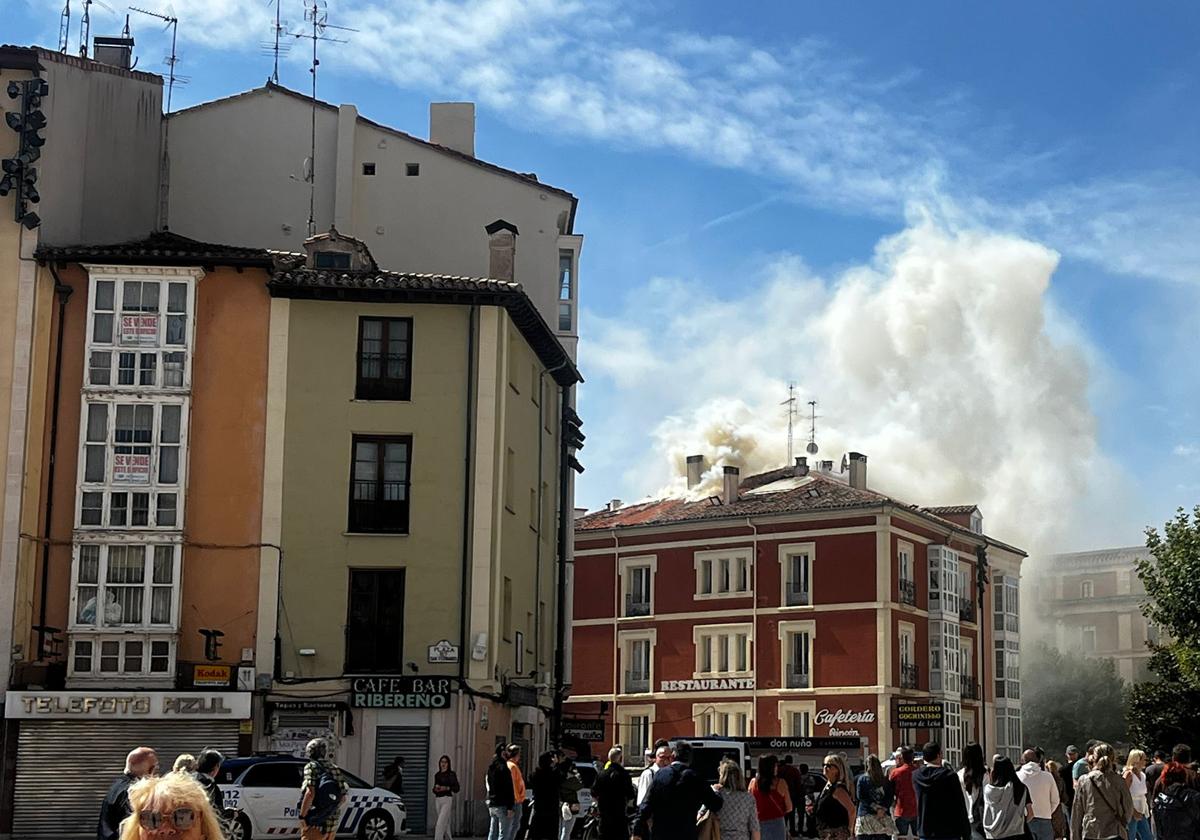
<box><xmin>899</xmin><ymin>579</ymin><xmax>917</xmax><ymax>606</ymax></box>
<box><xmin>624</xmin><ymin>671</ymin><xmax>649</xmax><ymax>694</ymax></box>
<box><xmin>624</xmin><ymin>595</ymin><xmax>650</xmax><ymax>617</ymax></box>
<box><xmin>960</xmin><ymin>600</ymin><xmax>976</xmax><ymax>623</ymax></box>
<box><xmin>901</xmin><ymin>662</ymin><xmax>919</xmax><ymax>689</ymax></box>
<box><xmin>786</xmin><ymin>667</ymin><xmax>810</xmax><ymax>689</ymax></box>
<box><xmin>785</xmin><ymin>584</ymin><xmax>810</xmax><ymax>607</ymax></box>
<box><xmin>961</xmin><ymin>680</ymin><xmax>980</xmax><ymax>700</ymax></box>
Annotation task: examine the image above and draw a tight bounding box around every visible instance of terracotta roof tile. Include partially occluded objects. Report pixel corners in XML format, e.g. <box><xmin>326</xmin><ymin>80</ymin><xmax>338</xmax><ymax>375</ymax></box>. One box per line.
<box><xmin>921</xmin><ymin>504</ymin><xmax>979</xmax><ymax>516</ymax></box>
<box><xmin>36</xmin><ymin>231</ymin><xmax>274</xmax><ymax>267</ymax></box>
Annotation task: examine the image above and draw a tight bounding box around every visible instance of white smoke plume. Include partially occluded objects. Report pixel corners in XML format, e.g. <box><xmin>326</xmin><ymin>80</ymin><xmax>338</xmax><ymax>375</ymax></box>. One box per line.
<box><xmin>585</xmin><ymin>222</ymin><xmax>1110</xmax><ymax>551</ymax></box>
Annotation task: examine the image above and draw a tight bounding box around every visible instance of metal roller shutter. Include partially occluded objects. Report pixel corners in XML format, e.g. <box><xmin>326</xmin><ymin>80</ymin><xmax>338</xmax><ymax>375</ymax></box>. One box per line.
<box><xmin>373</xmin><ymin>726</ymin><xmax>429</xmax><ymax>833</ymax></box>
<box><xmin>13</xmin><ymin>721</ymin><xmax>239</xmax><ymax>840</ymax></box>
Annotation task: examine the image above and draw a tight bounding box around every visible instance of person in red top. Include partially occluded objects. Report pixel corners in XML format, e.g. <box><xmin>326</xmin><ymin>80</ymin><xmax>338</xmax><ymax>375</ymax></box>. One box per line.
<box><xmin>750</xmin><ymin>755</ymin><xmax>794</xmax><ymax>840</ymax></box>
<box><xmin>889</xmin><ymin>747</ymin><xmax>918</xmax><ymax>838</ymax></box>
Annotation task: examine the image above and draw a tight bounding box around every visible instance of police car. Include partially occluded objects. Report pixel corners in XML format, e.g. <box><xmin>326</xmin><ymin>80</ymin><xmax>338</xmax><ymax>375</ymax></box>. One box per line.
<box><xmin>218</xmin><ymin>756</ymin><xmax>408</xmax><ymax>840</ymax></box>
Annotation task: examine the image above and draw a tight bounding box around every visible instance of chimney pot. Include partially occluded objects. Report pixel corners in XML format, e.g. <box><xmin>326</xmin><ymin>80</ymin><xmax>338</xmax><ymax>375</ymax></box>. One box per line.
<box><xmin>608</xmin><ymin>499</ymin><xmax>622</xmax><ymax>512</ymax></box>
<box><xmin>721</xmin><ymin>465</ymin><xmax>740</xmax><ymax>506</ymax></box>
<box><xmin>686</xmin><ymin>455</ymin><xmax>704</xmax><ymax>490</ymax></box>
<box><xmin>430</xmin><ymin>102</ymin><xmax>476</xmax><ymax>157</ymax></box>
<box><xmin>794</xmin><ymin>456</ymin><xmax>808</xmax><ymax>477</ymax></box>
<box><xmin>848</xmin><ymin>451</ymin><xmax>868</xmax><ymax>490</ymax></box>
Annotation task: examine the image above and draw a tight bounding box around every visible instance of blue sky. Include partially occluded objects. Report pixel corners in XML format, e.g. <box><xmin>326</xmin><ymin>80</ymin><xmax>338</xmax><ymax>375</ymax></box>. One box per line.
<box><xmin>9</xmin><ymin>0</ymin><xmax>1200</xmax><ymax>552</ymax></box>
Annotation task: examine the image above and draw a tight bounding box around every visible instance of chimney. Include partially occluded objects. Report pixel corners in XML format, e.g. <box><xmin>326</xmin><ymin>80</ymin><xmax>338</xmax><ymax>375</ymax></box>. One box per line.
<box><xmin>821</xmin><ymin>460</ymin><xmax>834</xmax><ymax>472</ymax></box>
<box><xmin>608</xmin><ymin>499</ymin><xmax>622</xmax><ymax>512</ymax></box>
<box><xmin>686</xmin><ymin>455</ymin><xmax>704</xmax><ymax>490</ymax></box>
<box><xmin>93</xmin><ymin>36</ymin><xmax>135</xmax><ymax>69</ymax></box>
<box><xmin>721</xmin><ymin>466</ymin><xmax>740</xmax><ymax>506</ymax></box>
<box><xmin>486</xmin><ymin>220</ymin><xmax>518</xmax><ymax>282</ymax></box>
<box><xmin>793</xmin><ymin>456</ymin><xmax>808</xmax><ymax>477</ymax></box>
<box><xmin>848</xmin><ymin>452</ymin><xmax>868</xmax><ymax>490</ymax></box>
<box><xmin>429</xmin><ymin>102</ymin><xmax>475</xmax><ymax>157</ymax></box>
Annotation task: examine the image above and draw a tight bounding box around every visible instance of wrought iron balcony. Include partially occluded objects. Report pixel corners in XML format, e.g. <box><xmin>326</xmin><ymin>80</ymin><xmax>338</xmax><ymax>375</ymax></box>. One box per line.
<box><xmin>901</xmin><ymin>662</ymin><xmax>919</xmax><ymax>689</ymax></box>
<box><xmin>624</xmin><ymin>671</ymin><xmax>649</xmax><ymax>694</ymax></box>
<box><xmin>960</xmin><ymin>600</ymin><xmax>976</xmax><ymax>623</ymax></box>
<box><xmin>786</xmin><ymin>667</ymin><xmax>810</xmax><ymax>689</ymax></box>
<box><xmin>961</xmin><ymin>680</ymin><xmax>980</xmax><ymax>700</ymax></box>
<box><xmin>624</xmin><ymin>594</ymin><xmax>651</xmax><ymax>617</ymax></box>
<box><xmin>899</xmin><ymin>579</ymin><xmax>917</xmax><ymax>606</ymax></box>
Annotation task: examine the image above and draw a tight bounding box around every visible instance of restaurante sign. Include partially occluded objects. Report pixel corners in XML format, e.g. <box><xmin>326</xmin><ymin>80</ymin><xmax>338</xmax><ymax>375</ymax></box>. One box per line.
<box><xmin>660</xmin><ymin>678</ymin><xmax>755</xmax><ymax>692</ymax></box>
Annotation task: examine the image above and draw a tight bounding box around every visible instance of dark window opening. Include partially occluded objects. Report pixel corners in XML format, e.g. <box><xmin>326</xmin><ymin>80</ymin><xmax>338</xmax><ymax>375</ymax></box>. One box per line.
<box><xmin>314</xmin><ymin>251</ymin><xmax>352</xmax><ymax>269</ymax></box>
<box><xmin>405</xmin><ymin>163</ymin><xmax>420</xmax><ymax>176</ymax></box>
<box><xmin>348</xmin><ymin>434</ymin><xmax>411</xmax><ymax>533</ymax></box>
<box><xmin>362</xmin><ymin>162</ymin><xmax>376</xmax><ymax>176</ymax></box>
<box><xmin>356</xmin><ymin>317</ymin><xmax>412</xmax><ymax>400</ymax></box>
<box><xmin>346</xmin><ymin>568</ymin><xmax>405</xmax><ymax>672</ymax></box>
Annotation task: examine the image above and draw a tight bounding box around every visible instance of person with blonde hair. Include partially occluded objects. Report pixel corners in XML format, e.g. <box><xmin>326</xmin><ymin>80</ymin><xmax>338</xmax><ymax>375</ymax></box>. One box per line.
<box><xmin>1071</xmin><ymin>743</ymin><xmax>1132</xmax><ymax>840</ymax></box>
<box><xmin>814</xmin><ymin>753</ymin><xmax>856</xmax><ymax>840</ymax></box>
<box><xmin>172</xmin><ymin>754</ymin><xmax>197</xmax><ymax>775</ymax></box>
<box><xmin>118</xmin><ymin>772</ymin><xmax>225</xmax><ymax>840</ymax></box>
<box><xmin>1122</xmin><ymin>750</ymin><xmax>1150</xmax><ymax>840</ymax></box>
<box><xmin>714</xmin><ymin>759</ymin><xmax>760</xmax><ymax>840</ymax></box>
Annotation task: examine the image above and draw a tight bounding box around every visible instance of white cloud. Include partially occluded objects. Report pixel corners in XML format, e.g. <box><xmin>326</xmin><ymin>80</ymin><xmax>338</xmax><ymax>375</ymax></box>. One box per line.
<box><xmin>583</xmin><ymin>223</ymin><xmax>1125</xmax><ymax>554</ymax></box>
<box><xmin>1175</xmin><ymin>443</ymin><xmax>1200</xmax><ymax>459</ymax></box>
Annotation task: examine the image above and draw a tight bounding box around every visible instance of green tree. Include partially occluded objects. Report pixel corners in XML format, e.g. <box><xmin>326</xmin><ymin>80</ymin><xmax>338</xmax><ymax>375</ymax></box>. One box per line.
<box><xmin>1023</xmin><ymin>641</ymin><xmax>1127</xmax><ymax>757</ymax></box>
<box><xmin>1128</xmin><ymin>505</ymin><xmax>1200</xmax><ymax>748</ymax></box>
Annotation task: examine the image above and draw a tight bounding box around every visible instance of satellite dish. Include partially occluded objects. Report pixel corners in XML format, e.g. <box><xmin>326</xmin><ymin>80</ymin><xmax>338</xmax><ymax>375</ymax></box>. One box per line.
<box><xmin>806</xmin><ymin>441</ymin><xmax>818</xmax><ymax>456</ymax></box>
<box><xmin>840</xmin><ymin>454</ymin><xmax>848</xmax><ymax>473</ymax></box>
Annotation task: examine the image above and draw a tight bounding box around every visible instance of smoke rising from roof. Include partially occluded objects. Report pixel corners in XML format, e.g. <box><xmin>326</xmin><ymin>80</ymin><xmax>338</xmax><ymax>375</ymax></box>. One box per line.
<box><xmin>586</xmin><ymin>222</ymin><xmax>1109</xmax><ymax>550</ymax></box>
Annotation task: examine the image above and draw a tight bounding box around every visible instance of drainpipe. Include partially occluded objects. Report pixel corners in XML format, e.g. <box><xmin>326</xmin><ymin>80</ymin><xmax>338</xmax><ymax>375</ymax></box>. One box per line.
<box><xmin>976</xmin><ymin>544</ymin><xmax>989</xmax><ymax>755</ymax></box>
<box><xmin>458</xmin><ymin>305</ymin><xmax>477</xmax><ymax>687</ymax></box>
<box><xmin>746</xmin><ymin>517</ymin><xmax>759</xmax><ymax>734</ymax></box>
<box><xmin>551</xmin><ymin>383</ymin><xmax>574</xmax><ymax>747</ymax></box>
<box><xmin>36</xmin><ymin>267</ymin><xmax>73</xmax><ymax>660</ymax></box>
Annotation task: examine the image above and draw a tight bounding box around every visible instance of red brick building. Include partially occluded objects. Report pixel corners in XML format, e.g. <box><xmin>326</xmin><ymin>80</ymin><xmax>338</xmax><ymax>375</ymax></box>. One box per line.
<box><xmin>565</xmin><ymin>455</ymin><xmax>1026</xmax><ymax>765</ymax></box>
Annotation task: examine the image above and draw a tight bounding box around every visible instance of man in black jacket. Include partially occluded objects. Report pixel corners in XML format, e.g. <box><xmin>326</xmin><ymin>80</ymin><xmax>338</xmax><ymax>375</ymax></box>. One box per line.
<box><xmin>193</xmin><ymin>748</ymin><xmax>226</xmax><ymax>827</ymax></box>
<box><xmin>593</xmin><ymin>747</ymin><xmax>636</xmax><ymax>840</ymax></box>
<box><xmin>97</xmin><ymin>747</ymin><xmax>158</xmax><ymax>840</ymax></box>
<box><xmin>487</xmin><ymin>744</ymin><xmax>516</xmax><ymax>840</ymax></box>
<box><xmin>634</xmin><ymin>743</ymin><xmax>722</xmax><ymax>840</ymax></box>
<box><xmin>912</xmin><ymin>742</ymin><xmax>969</xmax><ymax>840</ymax></box>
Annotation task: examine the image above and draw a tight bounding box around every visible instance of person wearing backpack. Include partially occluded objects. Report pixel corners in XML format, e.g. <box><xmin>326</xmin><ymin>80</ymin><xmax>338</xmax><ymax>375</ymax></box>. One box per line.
<box><xmin>298</xmin><ymin>738</ymin><xmax>348</xmax><ymax>840</ymax></box>
<box><xmin>1151</xmin><ymin>762</ymin><xmax>1200</xmax><ymax>840</ymax></box>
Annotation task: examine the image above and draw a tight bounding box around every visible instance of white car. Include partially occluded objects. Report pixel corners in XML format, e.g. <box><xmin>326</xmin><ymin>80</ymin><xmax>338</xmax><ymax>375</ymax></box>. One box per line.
<box><xmin>218</xmin><ymin>756</ymin><xmax>408</xmax><ymax>840</ymax></box>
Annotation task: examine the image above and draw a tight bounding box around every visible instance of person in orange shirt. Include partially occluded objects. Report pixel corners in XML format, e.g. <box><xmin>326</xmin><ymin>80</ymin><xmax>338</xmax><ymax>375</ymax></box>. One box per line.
<box><xmin>508</xmin><ymin>745</ymin><xmax>528</xmax><ymax>840</ymax></box>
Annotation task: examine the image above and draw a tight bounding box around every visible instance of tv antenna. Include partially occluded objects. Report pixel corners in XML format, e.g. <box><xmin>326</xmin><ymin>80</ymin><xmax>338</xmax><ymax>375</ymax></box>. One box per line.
<box><xmin>59</xmin><ymin>0</ymin><xmax>71</xmax><ymax>53</ymax></box>
<box><xmin>781</xmin><ymin>382</ymin><xmax>798</xmax><ymax>465</ymax></box>
<box><xmin>261</xmin><ymin>0</ymin><xmax>293</xmax><ymax>84</ymax></box>
<box><xmin>129</xmin><ymin>6</ymin><xmax>182</xmax><ymax>111</ymax></box>
<box><xmin>805</xmin><ymin>400</ymin><xmax>820</xmax><ymax>458</ymax></box>
<box><xmin>291</xmin><ymin>0</ymin><xmax>356</xmax><ymax>235</ymax></box>
<box><xmin>78</xmin><ymin>0</ymin><xmax>93</xmax><ymax>56</ymax></box>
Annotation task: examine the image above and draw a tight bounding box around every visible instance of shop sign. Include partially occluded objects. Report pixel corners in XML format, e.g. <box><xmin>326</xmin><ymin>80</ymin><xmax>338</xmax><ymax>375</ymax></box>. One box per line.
<box><xmin>270</xmin><ymin>700</ymin><xmax>343</xmax><ymax>712</ymax></box>
<box><xmin>120</xmin><ymin>314</ymin><xmax>159</xmax><ymax>345</ymax></box>
<box><xmin>113</xmin><ymin>453</ymin><xmax>151</xmax><ymax>483</ymax></box>
<box><xmin>562</xmin><ymin>718</ymin><xmax>606</xmax><ymax>741</ymax></box>
<box><xmin>744</xmin><ymin>737</ymin><xmax>863</xmax><ymax>751</ymax></box>
<box><xmin>661</xmin><ymin>677</ymin><xmax>755</xmax><ymax>692</ymax></box>
<box><xmin>193</xmin><ymin>664</ymin><xmax>232</xmax><ymax>686</ymax></box>
<box><xmin>427</xmin><ymin>639</ymin><xmax>460</xmax><ymax>664</ymax></box>
<box><xmin>813</xmin><ymin>707</ymin><xmax>876</xmax><ymax>736</ymax></box>
<box><xmin>350</xmin><ymin>676</ymin><xmax>453</xmax><ymax>709</ymax></box>
<box><xmin>5</xmin><ymin>691</ymin><xmax>251</xmax><ymax>720</ymax></box>
<box><xmin>893</xmin><ymin>699</ymin><xmax>944</xmax><ymax>730</ymax></box>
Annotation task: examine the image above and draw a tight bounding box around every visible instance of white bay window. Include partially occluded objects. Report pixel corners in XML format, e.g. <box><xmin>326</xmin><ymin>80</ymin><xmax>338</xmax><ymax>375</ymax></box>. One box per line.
<box><xmin>86</xmin><ymin>275</ymin><xmax>195</xmax><ymax>390</ymax></box>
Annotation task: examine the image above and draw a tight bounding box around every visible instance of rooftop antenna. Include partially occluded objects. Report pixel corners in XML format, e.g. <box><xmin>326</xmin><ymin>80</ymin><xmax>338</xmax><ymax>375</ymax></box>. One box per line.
<box><xmin>78</xmin><ymin>0</ymin><xmax>92</xmax><ymax>56</ymax></box>
<box><xmin>805</xmin><ymin>399</ymin><xmax>820</xmax><ymax>458</ymax></box>
<box><xmin>781</xmin><ymin>382</ymin><xmax>798</xmax><ymax>465</ymax></box>
<box><xmin>129</xmin><ymin>6</ymin><xmax>180</xmax><ymax>110</ymax></box>
<box><xmin>59</xmin><ymin>0</ymin><xmax>71</xmax><ymax>53</ymax></box>
<box><xmin>291</xmin><ymin>0</ymin><xmax>356</xmax><ymax>236</ymax></box>
<box><xmin>121</xmin><ymin>11</ymin><xmax>130</xmax><ymax>38</ymax></box>
<box><xmin>261</xmin><ymin>0</ymin><xmax>293</xmax><ymax>84</ymax></box>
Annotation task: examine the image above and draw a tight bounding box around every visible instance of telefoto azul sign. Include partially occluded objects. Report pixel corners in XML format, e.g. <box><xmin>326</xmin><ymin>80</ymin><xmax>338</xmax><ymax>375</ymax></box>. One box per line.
<box><xmin>5</xmin><ymin>691</ymin><xmax>251</xmax><ymax>719</ymax></box>
<box><xmin>661</xmin><ymin>678</ymin><xmax>755</xmax><ymax>692</ymax></box>
<box><xmin>350</xmin><ymin>676</ymin><xmax>453</xmax><ymax>709</ymax></box>
<box><xmin>814</xmin><ymin>708</ymin><xmax>876</xmax><ymax>736</ymax></box>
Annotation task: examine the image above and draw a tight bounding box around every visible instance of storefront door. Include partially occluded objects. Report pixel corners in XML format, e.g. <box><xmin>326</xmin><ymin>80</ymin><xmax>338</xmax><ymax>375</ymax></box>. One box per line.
<box><xmin>373</xmin><ymin>726</ymin><xmax>430</xmax><ymax>832</ymax></box>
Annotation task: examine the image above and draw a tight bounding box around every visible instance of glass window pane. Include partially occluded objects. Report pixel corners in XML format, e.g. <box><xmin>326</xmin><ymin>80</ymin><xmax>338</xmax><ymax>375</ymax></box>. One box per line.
<box><xmin>134</xmin><ymin>406</ymin><xmax>153</xmax><ymax>441</ymax></box>
<box><xmin>86</xmin><ymin>403</ymin><xmax>108</xmax><ymax>442</ymax></box>
<box><xmin>160</xmin><ymin>405</ymin><xmax>181</xmax><ymax>443</ymax></box>
<box><xmin>559</xmin><ymin>302</ymin><xmax>572</xmax><ymax>331</ymax></box>
<box><xmin>84</xmin><ymin>445</ymin><xmax>105</xmax><ymax>483</ymax></box>
<box><xmin>151</xmin><ymin>587</ymin><xmax>172</xmax><ymax>623</ymax></box>
<box><xmin>99</xmin><ymin>640</ymin><xmax>120</xmax><ymax>671</ymax></box>
<box><xmin>76</xmin><ymin>586</ymin><xmax>98</xmax><ymax>624</ymax></box>
<box><xmin>163</xmin><ymin>351</ymin><xmax>185</xmax><ymax>385</ymax></box>
<box><xmin>167</xmin><ymin>282</ymin><xmax>187</xmax><ymax>313</ymax></box>
<box><xmin>93</xmin><ymin>313</ymin><xmax>114</xmax><ymax>344</ymax></box>
<box><xmin>150</xmin><ymin>641</ymin><xmax>170</xmax><ymax>672</ymax></box>
<box><xmin>95</xmin><ymin>280</ymin><xmax>115</xmax><ymax>311</ymax></box>
<box><xmin>124</xmin><ymin>640</ymin><xmax>143</xmax><ymax>672</ymax></box>
<box><xmin>118</xmin><ymin>352</ymin><xmax>135</xmax><ymax>384</ymax></box>
<box><xmin>81</xmin><ymin>492</ymin><xmax>104</xmax><ymax>525</ymax></box>
<box><xmin>78</xmin><ymin>545</ymin><xmax>100</xmax><ymax>582</ymax></box>
<box><xmin>159</xmin><ymin>447</ymin><xmax>178</xmax><ymax>484</ymax></box>
<box><xmin>89</xmin><ymin>351</ymin><xmax>112</xmax><ymax>385</ymax></box>
<box><xmin>131</xmin><ymin>493</ymin><xmax>150</xmax><ymax>526</ymax></box>
<box><xmin>156</xmin><ymin>494</ymin><xmax>177</xmax><ymax>526</ymax></box>
<box><xmin>166</xmin><ymin>314</ymin><xmax>186</xmax><ymax>345</ymax></box>
<box><xmin>109</xmin><ymin>492</ymin><xmax>127</xmax><ymax>526</ymax></box>
<box><xmin>139</xmin><ymin>353</ymin><xmax>156</xmax><ymax>386</ymax></box>
<box><xmin>153</xmin><ymin>546</ymin><xmax>174</xmax><ymax>582</ymax></box>
<box><xmin>73</xmin><ymin>639</ymin><xmax>93</xmax><ymax>672</ymax></box>
<box><xmin>114</xmin><ymin>405</ymin><xmax>134</xmax><ymax>441</ymax></box>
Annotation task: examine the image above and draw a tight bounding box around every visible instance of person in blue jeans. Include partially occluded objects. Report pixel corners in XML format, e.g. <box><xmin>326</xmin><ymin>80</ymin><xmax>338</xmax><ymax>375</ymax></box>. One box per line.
<box><xmin>487</xmin><ymin>744</ymin><xmax>516</xmax><ymax>840</ymax></box>
<box><xmin>1122</xmin><ymin>750</ymin><xmax>1152</xmax><ymax>840</ymax></box>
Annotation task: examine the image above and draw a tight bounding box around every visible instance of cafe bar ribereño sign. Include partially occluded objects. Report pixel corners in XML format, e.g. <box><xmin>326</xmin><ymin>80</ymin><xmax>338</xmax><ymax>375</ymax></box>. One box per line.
<box><xmin>350</xmin><ymin>676</ymin><xmax>454</xmax><ymax>709</ymax></box>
